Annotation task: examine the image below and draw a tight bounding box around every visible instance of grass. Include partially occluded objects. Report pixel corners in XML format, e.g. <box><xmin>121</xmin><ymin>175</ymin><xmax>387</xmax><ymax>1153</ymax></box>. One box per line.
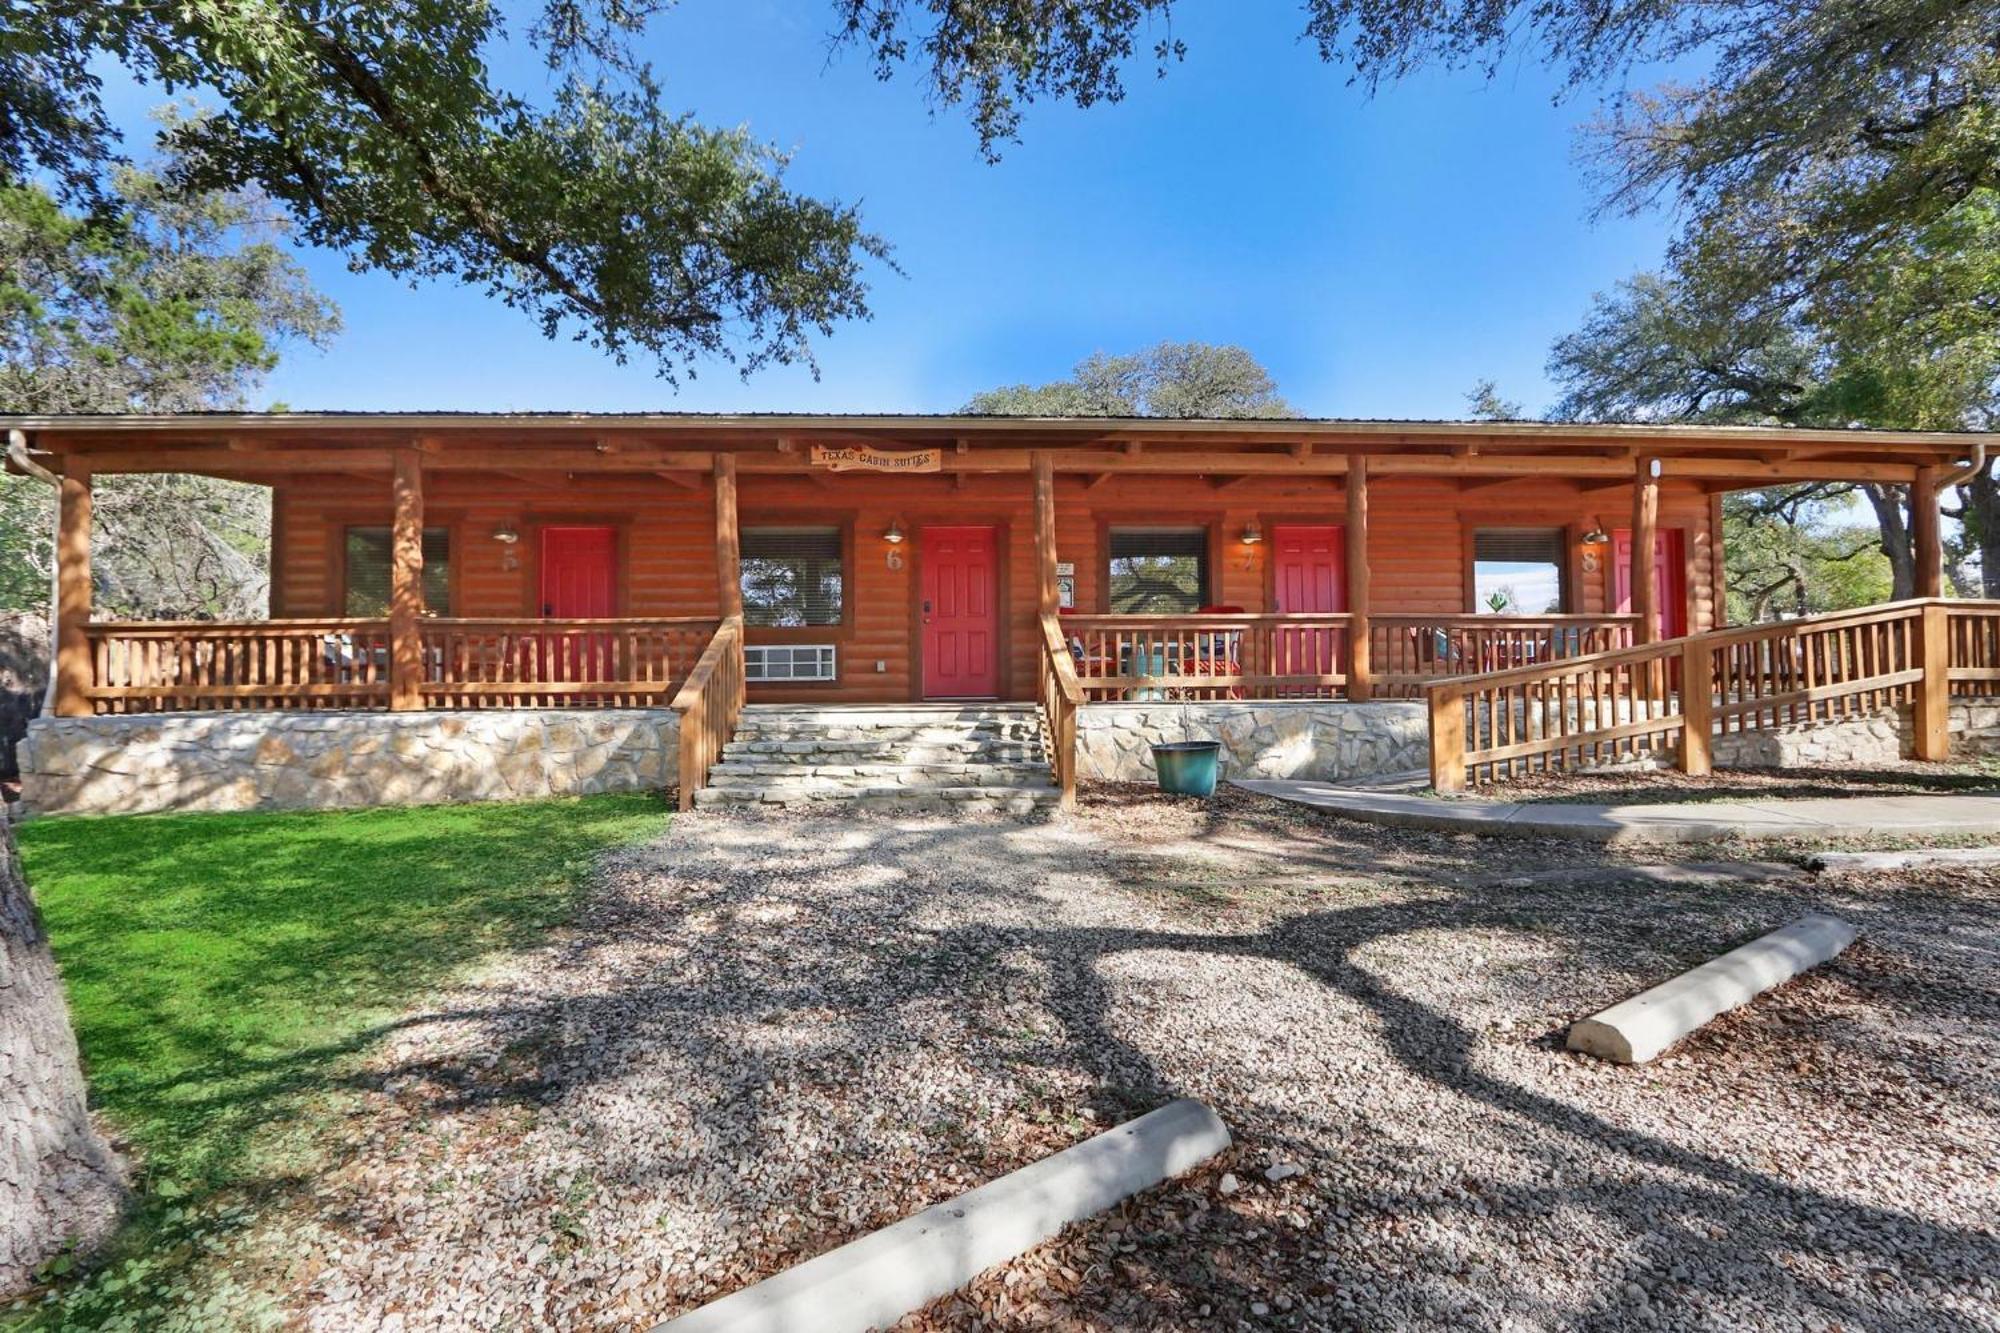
<box><xmin>9</xmin><ymin>793</ymin><xmax>668</xmax><ymax>1328</ymax></box>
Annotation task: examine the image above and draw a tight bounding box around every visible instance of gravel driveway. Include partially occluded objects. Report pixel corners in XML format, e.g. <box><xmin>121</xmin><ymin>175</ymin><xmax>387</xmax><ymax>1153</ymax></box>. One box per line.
<box><xmin>271</xmin><ymin>788</ymin><xmax>2000</xmax><ymax>1331</ymax></box>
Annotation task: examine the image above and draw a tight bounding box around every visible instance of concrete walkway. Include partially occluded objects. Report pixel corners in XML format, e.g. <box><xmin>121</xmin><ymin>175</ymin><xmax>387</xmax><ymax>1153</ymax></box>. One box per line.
<box><xmin>1234</xmin><ymin>779</ymin><xmax>2000</xmax><ymax>845</ymax></box>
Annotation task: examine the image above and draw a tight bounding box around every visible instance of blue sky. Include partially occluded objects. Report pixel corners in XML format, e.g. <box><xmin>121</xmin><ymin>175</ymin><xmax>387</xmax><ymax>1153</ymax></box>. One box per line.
<box><xmin>104</xmin><ymin>2</ymin><xmax>1682</xmax><ymax>417</ymax></box>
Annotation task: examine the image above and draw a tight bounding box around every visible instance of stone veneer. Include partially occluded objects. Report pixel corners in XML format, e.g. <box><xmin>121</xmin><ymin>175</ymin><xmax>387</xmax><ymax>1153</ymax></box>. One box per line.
<box><xmin>17</xmin><ymin>709</ymin><xmax>677</xmax><ymax>816</ymax></box>
<box><xmin>1076</xmin><ymin>701</ymin><xmax>1428</xmax><ymax>784</ymax></box>
<box><xmin>1711</xmin><ymin>699</ymin><xmax>2000</xmax><ymax>769</ymax></box>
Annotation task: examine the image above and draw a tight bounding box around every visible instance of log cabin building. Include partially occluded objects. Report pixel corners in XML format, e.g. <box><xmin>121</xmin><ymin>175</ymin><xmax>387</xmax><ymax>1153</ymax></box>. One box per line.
<box><xmin>4</xmin><ymin>413</ymin><xmax>1990</xmax><ymax>813</ymax></box>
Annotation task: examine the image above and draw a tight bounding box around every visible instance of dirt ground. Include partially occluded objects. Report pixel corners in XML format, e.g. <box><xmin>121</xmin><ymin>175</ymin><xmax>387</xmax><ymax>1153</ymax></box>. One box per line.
<box><xmin>237</xmin><ymin>784</ymin><xmax>1997</xmax><ymax>1331</ymax></box>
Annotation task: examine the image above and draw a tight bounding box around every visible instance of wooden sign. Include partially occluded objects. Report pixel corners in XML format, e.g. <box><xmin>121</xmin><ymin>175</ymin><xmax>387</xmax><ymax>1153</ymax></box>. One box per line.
<box><xmin>809</xmin><ymin>444</ymin><xmax>942</xmax><ymax>474</ymax></box>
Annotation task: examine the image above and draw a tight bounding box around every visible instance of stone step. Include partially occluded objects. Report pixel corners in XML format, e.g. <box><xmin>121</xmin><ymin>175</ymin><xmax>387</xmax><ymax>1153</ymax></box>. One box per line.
<box><xmin>708</xmin><ymin>761</ymin><xmax>1054</xmax><ymax>787</ymax></box>
<box><xmin>738</xmin><ymin>705</ymin><xmax>1039</xmax><ymax>729</ymax></box>
<box><xmin>728</xmin><ymin>728</ymin><xmax>1040</xmax><ymax>748</ymax></box>
<box><xmin>692</xmin><ymin>784</ymin><xmax>1060</xmax><ymax>814</ymax></box>
<box><xmin>721</xmin><ymin>739</ymin><xmax>1047</xmax><ymax>762</ymax></box>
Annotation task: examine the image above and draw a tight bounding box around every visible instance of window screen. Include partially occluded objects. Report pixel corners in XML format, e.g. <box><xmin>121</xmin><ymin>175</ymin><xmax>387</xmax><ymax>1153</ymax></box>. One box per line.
<box><xmin>1108</xmin><ymin>528</ymin><xmax>1209</xmax><ymax>614</ymax></box>
<box><xmin>344</xmin><ymin>527</ymin><xmax>451</xmax><ymax>616</ymax></box>
<box><xmin>1472</xmin><ymin>528</ymin><xmax>1566</xmax><ymax>614</ymax></box>
<box><xmin>741</xmin><ymin>528</ymin><xmax>845</xmax><ymax>627</ymax></box>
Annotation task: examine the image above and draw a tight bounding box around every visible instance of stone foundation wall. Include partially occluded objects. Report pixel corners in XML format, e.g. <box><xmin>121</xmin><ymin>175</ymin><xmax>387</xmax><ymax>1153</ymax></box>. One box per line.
<box><xmin>1077</xmin><ymin>701</ymin><xmax>1427</xmax><ymax>783</ymax></box>
<box><xmin>1709</xmin><ymin>699</ymin><xmax>2000</xmax><ymax>770</ymax></box>
<box><xmin>17</xmin><ymin>709</ymin><xmax>677</xmax><ymax>817</ymax></box>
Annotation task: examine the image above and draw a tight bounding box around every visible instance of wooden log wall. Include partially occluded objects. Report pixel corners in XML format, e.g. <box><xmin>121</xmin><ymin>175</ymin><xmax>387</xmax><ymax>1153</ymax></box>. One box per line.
<box><xmin>269</xmin><ymin>468</ymin><xmax>1720</xmax><ymax>704</ymax></box>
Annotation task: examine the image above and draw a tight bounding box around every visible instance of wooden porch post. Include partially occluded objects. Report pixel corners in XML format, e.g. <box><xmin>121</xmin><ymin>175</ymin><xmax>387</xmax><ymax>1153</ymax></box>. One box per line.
<box><xmin>1346</xmin><ymin>455</ymin><xmax>1372</xmax><ymax>701</ymax></box>
<box><xmin>714</xmin><ymin>452</ymin><xmax>742</xmax><ymax>619</ymax></box>
<box><xmin>1915</xmin><ymin>600</ymin><xmax>1952</xmax><ymax>760</ymax></box>
<box><xmin>1033</xmin><ymin>450</ymin><xmax>1058</xmax><ymax>616</ymax></box>
<box><xmin>1631</xmin><ymin>457</ymin><xmax>1660</xmax><ymax>645</ymax></box>
<box><xmin>52</xmin><ymin>460</ymin><xmax>93</xmax><ymax>717</ymax></box>
<box><xmin>388</xmin><ymin>447</ymin><xmax>425</xmax><ymax>711</ymax></box>
<box><xmin>1913</xmin><ymin>464</ymin><xmax>1943</xmax><ymax>600</ymax></box>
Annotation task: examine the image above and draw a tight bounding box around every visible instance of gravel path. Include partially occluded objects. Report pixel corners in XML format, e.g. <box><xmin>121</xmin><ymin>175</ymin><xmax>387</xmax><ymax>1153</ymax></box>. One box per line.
<box><xmin>266</xmin><ymin>789</ymin><xmax>2000</xmax><ymax>1331</ymax></box>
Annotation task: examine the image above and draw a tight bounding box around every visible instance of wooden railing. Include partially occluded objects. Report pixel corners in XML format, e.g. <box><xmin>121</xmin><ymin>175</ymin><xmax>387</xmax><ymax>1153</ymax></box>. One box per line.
<box><xmin>80</xmin><ymin>616</ymin><xmax>716</xmax><ymax>715</ymax></box>
<box><xmin>1058</xmin><ymin>614</ymin><xmax>1353</xmax><ymax>701</ymax></box>
<box><xmin>418</xmin><ymin>617</ymin><xmax>717</xmax><ymax>708</ymax></box>
<box><xmin>1037</xmin><ymin>612</ymin><xmax>1083</xmax><ymax>809</ymax></box>
<box><xmin>1427</xmin><ymin>599</ymin><xmax>1993</xmax><ymax>791</ymax></box>
<box><xmin>670</xmin><ymin>615</ymin><xmax>745</xmax><ymax>811</ymax></box>
<box><xmin>1370</xmin><ymin>615</ymin><xmax>1637</xmax><ymax>697</ymax></box>
<box><xmin>83</xmin><ymin>619</ymin><xmax>394</xmax><ymax>712</ymax></box>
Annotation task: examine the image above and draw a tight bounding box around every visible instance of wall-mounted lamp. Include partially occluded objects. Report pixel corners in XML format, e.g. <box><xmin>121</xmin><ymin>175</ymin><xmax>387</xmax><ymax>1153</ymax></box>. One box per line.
<box><xmin>1240</xmin><ymin>520</ymin><xmax>1264</xmax><ymax>545</ymax></box>
<box><xmin>882</xmin><ymin>520</ymin><xmax>906</xmax><ymax>544</ymax></box>
<box><xmin>1580</xmin><ymin>526</ymin><xmax>1609</xmax><ymax>545</ymax></box>
<box><xmin>493</xmin><ymin>524</ymin><xmax>520</xmax><ymax>545</ymax></box>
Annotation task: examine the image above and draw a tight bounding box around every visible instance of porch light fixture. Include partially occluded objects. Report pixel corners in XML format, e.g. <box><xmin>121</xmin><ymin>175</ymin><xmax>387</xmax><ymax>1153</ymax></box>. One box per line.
<box><xmin>492</xmin><ymin>524</ymin><xmax>520</xmax><ymax>545</ymax></box>
<box><xmin>882</xmin><ymin>520</ymin><xmax>906</xmax><ymax>544</ymax></box>
<box><xmin>1240</xmin><ymin>520</ymin><xmax>1264</xmax><ymax>545</ymax></box>
<box><xmin>1580</xmin><ymin>525</ymin><xmax>1610</xmax><ymax>545</ymax></box>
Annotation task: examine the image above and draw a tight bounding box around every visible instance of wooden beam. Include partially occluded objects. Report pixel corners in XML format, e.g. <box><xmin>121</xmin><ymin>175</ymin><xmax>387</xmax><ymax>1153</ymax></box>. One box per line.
<box><xmin>1657</xmin><ymin>457</ymin><xmax>1917</xmax><ymax>484</ymax></box>
<box><xmin>654</xmin><ymin>470</ymin><xmax>703</xmax><ymax>490</ymax></box>
<box><xmin>1033</xmin><ymin>451</ymin><xmax>1058</xmax><ymax>617</ymax></box>
<box><xmin>52</xmin><ymin>460</ymin><xmax>92</xmax><ymax>717</ymax></box>
<box><xmin>1632</xmin><ymin>457</ymin><xmax>1660</xmax><ymax>647</ymax></box>
<box><xmin>1455</xmin><ymin>475</ymin><xmax>1525</xmax><ymax>492</ymax></box>
<box><xmin>1346</xmin><ymin>457</ymin><xmax>1372</xmax><ymax>702</ymax></box>
<box><xmin>1084</xmin><ymin>472</ymin><xmax>1115</xmax><ymax>491</ymax></box>
<box><xmin>1914</xmin><ymin>464</ymin><xmax>1943</xmax><ymax>599</ymax></box>
<box><xmin>388</xmin><ymin>448</ymin><xmax>425</xmax><ymax>710</ymax></box>
<box><xmin>1290</xmin><ymin>441</ymin><xmax>1313</xmax><ymax>459</ymax></box>
<box><xmin>714</xmin><ymin>452</ymin><xmax>742</xmax><ymax>619</ymax></box>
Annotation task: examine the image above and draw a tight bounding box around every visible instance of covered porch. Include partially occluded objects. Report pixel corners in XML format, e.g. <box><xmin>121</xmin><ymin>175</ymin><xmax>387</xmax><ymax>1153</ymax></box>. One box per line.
<box><xmin>8</xmin><ymin>413</ymin><xmax>1980</xmax><ymax>811</ymax></box>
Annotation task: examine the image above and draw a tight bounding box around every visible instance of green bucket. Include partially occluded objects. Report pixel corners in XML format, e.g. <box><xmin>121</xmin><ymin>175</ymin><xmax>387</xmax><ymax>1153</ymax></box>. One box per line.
<box><xmin>1151</xmin><ymin>740</ymin><xmax>1222</xmax><ymax>797</ymax></box>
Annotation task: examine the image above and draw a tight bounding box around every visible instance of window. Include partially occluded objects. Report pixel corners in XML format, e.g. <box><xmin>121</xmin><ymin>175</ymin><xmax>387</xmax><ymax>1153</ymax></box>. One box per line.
<box><xmin>1108</xmin><ymin>527</ymin><xmax>1209</xmax><ymax>614</ymax></box>
<box><xmin>344</xmin><ymin>526</ymin><xmax>451</xmax><ymax>616</ymax></box>
<box><xmin>741</xmin><ymin>527</ymin><xmax>844</xmax><ymax>627</ymax></box>
<box><xmin>1472</xmin><ymin>528</ymin><xmax>1566</xmax><ymax>614</ymax></box>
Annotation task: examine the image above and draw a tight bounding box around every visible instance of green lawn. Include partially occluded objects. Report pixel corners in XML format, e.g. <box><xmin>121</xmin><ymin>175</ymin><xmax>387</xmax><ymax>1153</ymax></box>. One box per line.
<box><xmin>10</xmin><ymin>794</ymin><xmax>668</xmax><ymax>1326</ymax></box>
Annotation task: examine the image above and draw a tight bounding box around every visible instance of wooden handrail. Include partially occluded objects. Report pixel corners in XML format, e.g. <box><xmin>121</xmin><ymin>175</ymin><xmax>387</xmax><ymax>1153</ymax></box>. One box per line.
<box><xmin>1038</xmin><ymin>613</ymin><xmax>1082</xmax><ymax>810</ymax></box>
<box><xmin>1425</xmin><ymin>598</ymin><xmax>2000</xmax><ymax>790</ymax></box>
<box><xmin>671</xmin><ymin>614</ymin><xmax>746</xmax><ymax>811</ymax></box>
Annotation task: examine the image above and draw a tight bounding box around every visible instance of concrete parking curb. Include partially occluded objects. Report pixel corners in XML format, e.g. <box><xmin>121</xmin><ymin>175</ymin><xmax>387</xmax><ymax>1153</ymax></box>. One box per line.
<box><xmin>652</xmin><ymin>1098</ymin><xmax>1232</xmax><ymax>1333</ymax></box>
<box><xmin>1567</xmin><ymin>914</ymin><xmax>1859</xmax><ymax>1063</ymax></box>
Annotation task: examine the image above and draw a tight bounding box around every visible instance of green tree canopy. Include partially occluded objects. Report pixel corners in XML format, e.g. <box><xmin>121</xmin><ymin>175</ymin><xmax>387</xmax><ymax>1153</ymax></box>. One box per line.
<box><xmin>0</xmin><ymin>163</ymin><xmax>338</xmax><ymax>616</ymax></box>
<box><xmin>966</xmin><ymin>342</ymin><xmax>1296</xmax><ymax>418</ymax></box>
<box><xmin>9</xmin><ymin>2</ymin><xmax>889</xmax><ymax>383</ymax></box>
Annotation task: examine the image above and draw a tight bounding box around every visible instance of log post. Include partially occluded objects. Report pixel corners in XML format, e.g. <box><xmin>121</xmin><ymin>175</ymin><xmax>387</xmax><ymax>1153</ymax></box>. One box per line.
<box><xmin>388</xmin><ymin>447</ymin><xmax>424</xmax><ymax>711</ymax></box>
<box><xmin>1428</xmin><ymin>685</ymin><xmax>1465</xmax><ymax>793</ymax></box>
<box><xmin>1913</xmin><ymin>464</ymin><xmax>1943</xmax><ymax>600</ymax></box>
<box><xmin>1346</xmin><ymin>456</ymin><xmax>1372</xmax><ymax>701</ymax></box>
<box><xmin>1678</xmin><ymin>637</ymin><xmax>1713</xmax><ymax>776</ymax></box>
<box><xmin>52</xmin><ymin>460</ymin><xmax>93</xmax><ymax>718</ymax></box>
<box><xmin>1033</xmin><ymin>451</ymin><xmax>1058</xmax><ymax>617</ymax></box>
<box><xmin>714</xmin><ymin>452</ymin><xmax>742</xmax><ymax>619</ymax></box>
<box><xmin>1632</xmin><ymin>458</ymin><xmax>1660</xmax><ymax>645</ymax></box>
<box><xmin>1914</xmin><ymin>600</ymin><xmax>1951</xmax><ymax>760</ymax></box>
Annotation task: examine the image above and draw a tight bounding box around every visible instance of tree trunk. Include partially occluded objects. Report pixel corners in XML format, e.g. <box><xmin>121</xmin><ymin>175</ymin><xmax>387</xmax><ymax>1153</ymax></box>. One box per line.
<box><xmin>0</xmin><ymin>816</ymin><xmax>124</xmax><ymax>1294</ymax></box>
<box><xmin>1963</xmin><ymin>467</ymin><xmax>2000</xmax><ymax>598</ymax></box>
<box><xmin>1861</xmin><ymin>483</ymin><xmax>1915</xmax><ymax>599</ymax></box>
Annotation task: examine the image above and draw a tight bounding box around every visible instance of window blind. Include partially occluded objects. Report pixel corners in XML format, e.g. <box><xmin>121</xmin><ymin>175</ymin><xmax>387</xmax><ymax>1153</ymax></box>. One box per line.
<box><xmin>344</xmin><ymin>527</ymin><xmax>451</xmax><ymax>616</ymax></box>
<box><xmin>1473</xmin><ymin>528</ymin><xmax>1566</xmax><ymax>564</ymax></box>
<box><xmin>741</xmin><ymin>527</ymin><xmax>844</xmax><ymax>627</ymax></box>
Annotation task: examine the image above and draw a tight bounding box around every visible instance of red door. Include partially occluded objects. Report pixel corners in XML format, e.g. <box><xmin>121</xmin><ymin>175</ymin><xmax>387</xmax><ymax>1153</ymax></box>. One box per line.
<box><xmin>540</xmin><ymin>526</ymin><xmax>617</xmax><ymax>616</ymax></box>
<box><xmin>921</xmin><ymin>526</ymin><xmax>999</xmax><ymax>699</ymax></box>
<box><xmin>1272</xmin><ymin>525</ymin><xmax>1346</xmax><ymax>690</ymax></box>
<box><xmin>538</xmin><ymin>526</ymin><xmax>617</xmax><ymax>684</ymax></box>
<box><xmin>1612</xmin><ymin>529</ymin><xmax>1687</xmax><ymax>638</ymax></box>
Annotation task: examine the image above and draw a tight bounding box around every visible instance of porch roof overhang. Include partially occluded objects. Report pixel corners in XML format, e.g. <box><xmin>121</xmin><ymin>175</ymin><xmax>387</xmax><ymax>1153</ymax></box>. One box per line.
<box><xmin>3</xmin><ymin>410</ymin><xmax>1990</xmax><ymax>488</ymax></box>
